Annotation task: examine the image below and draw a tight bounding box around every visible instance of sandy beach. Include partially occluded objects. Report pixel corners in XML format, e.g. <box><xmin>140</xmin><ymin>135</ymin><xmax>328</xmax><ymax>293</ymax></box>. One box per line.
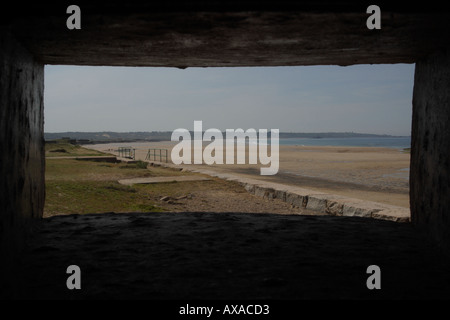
<box><xmin>5</xmin><ymin>142</ymin><xmax>447</xmax><ymax>301</ymax></box>
<box><xmin>87</xmin><ymin>141</ymin><xmax>410</xmax><ymax>208</ymax></box>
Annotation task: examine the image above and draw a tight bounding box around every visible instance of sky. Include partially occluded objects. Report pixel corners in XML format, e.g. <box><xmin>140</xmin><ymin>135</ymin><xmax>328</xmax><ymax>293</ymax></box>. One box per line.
<box><xmin>44</xmin><ymin>64</ymin><xmax>415</xmax><ymax>136</ymax></box>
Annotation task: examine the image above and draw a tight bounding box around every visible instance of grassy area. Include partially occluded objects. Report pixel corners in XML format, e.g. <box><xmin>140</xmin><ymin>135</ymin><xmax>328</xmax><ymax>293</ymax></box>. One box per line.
<box><xmin>45</xmin><ymin>180</ymin><xmax>163</xmax><ymax>216</ymax></box>
<box><xmin>44</xmin><ymin>142</ymin><xmax>178</xmax><ymax>217</ymax></box>
<box><xmin>45</xmin><ymin>139</ymin><xmax>108</xmax><ymax>157</ymax></box>
<box><xmin>44</xmin><ymin>142</ymin><xmax>298</xmax><ymax>217</ymax></box>
<box><xmin>44</xmin><ymin>141</ymin><xmax>248</xmax><ymax>217</ymax></box>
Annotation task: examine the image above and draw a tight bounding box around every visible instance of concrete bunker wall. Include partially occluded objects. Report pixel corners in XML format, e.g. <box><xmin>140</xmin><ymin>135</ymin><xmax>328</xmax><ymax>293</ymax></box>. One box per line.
<box><xmin>0</xmin><ymin>31</ymin><xmax>45</xmax><ymax>263</ymax></box>
<box><xmin>1</xmin><ymin>5</ymin><xmax>450</xmax><ymax>260</ymax></box>
<box><xmin>411</xmin><ymin>49</ymin><xmax>450</xmax><ymax>252</ymax></box>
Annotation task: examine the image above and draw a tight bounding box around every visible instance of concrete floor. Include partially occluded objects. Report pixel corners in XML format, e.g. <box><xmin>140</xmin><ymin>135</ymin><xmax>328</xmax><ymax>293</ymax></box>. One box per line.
<box><xmin>2</xmin><ymin>211</ymin><xmax>450</xmax><ymax>300</ymax></box>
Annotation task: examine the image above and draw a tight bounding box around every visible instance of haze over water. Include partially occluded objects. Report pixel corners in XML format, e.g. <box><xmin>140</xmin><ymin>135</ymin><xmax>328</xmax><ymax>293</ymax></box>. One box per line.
<box><xmin>278</xmin><ymin>136</ymin><xmax>411</xmax><ymax>149</ymax></box>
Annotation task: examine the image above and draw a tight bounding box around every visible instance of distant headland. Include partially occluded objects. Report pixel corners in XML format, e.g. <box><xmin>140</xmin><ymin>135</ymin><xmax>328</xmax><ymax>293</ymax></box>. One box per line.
<box><xmin>44</xmin><ymin>131</ymin><xmax>409</xmax><ymax>145</ymax></box>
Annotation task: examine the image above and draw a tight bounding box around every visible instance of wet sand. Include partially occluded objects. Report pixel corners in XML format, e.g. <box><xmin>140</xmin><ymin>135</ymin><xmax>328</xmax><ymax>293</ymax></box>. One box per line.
<box><xmin>88</xmin><ymin>142</ymin><xmax>410</xmax><ymax>208</ymax></box>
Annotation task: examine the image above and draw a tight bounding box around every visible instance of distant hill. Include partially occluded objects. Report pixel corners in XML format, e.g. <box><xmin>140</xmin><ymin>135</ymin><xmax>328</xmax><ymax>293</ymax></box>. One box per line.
<box><xmin>278</xmin><ymin>132</ymin><xmax>405</xmax><ymax>139</ymax></box>
<box><xmin>44</xmin><ymin>131</ymin><xmax>408</xmax><ymax>144</ymax></box>
<box><xmin>44</xmin><ymin>131</ymin><xmax>173</xmax><ymax>143</ymax></box>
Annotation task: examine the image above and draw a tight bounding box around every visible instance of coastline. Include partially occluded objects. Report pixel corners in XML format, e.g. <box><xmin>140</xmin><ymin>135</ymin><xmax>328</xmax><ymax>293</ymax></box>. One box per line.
<box><xmin>86</xmin><ymin>142</ymin><xmax>410</xmax><ymax>209</ymax></box>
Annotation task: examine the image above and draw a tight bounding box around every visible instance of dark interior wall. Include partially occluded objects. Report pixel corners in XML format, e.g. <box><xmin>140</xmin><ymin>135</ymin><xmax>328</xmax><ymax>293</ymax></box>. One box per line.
<box><xmin>411</xmin><ymin>49</ymin><xmax>450</xmax><ymax>252</ymax></box>
<box><xmin>0</xmin><ymin>3</ymin><xmax>450</xmax><ymax>260</ymax></box>
<box><xmin>8</xmin><ymin>5</ymin><xmax>450</xmax><ymax>67</ymax></box>
<box><xmin>0</xmin><ymin>30</ymin><xmax>45</xmax><ymax>263</ymax></box>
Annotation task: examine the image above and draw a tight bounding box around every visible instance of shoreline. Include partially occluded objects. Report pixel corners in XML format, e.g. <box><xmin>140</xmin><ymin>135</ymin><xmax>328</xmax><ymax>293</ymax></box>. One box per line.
<box><xmin>85</xmin><ymin>142</ymin><xmax>410</xmax><ymax>209</ymax></box>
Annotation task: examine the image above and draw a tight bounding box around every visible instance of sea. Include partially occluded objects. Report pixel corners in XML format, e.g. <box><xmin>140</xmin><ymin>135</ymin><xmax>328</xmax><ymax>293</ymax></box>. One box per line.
<box><xmin>277</xmin><ymin>136</ymin><xmax>411</xmax><ymax>149</ymax></box>
<box><xmin>89</xmin><ymin>136</ymin><xmax>411</xmax><ymax>150</ymax></box>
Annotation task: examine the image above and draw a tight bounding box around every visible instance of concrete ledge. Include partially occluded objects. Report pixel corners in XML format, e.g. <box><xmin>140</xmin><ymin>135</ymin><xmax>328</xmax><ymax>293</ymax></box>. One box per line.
<box><xmin>76</xmin><ymin>156</ymin><xmax>118</xmax><ymax>163</ymax></box>
<box><xmin>47</xmin><ymin>156</ymin><xmax>118</xmax><ymax>163</ymax></box>
<box><xmin>118</xmin><ymin>176</ymin><xmax>211</xmax><ymax>186</ymax></box>
<box><xmin>146</xmin><ymin>161</ymin><xmax>411</xmax><ymax>222</ymax></box>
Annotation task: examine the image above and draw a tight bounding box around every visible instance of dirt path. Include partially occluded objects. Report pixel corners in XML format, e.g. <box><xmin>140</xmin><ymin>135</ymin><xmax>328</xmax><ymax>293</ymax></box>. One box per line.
<box><xmin>140</xmin><ymin>177</ymin><xmax>320</xmax><ymax>215</ymax></box>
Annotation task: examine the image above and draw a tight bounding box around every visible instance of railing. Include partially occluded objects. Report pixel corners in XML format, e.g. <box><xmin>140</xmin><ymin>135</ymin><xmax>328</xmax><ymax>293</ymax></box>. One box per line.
<box><xmin>118</xmin><ymin>147</ymin><xmax>135</xmax><ymax>160</ymax></box>
<box><xmin>146</xmin><ymin>148</ymin><xmax>168</xmax><ymax>163</ymax></box>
